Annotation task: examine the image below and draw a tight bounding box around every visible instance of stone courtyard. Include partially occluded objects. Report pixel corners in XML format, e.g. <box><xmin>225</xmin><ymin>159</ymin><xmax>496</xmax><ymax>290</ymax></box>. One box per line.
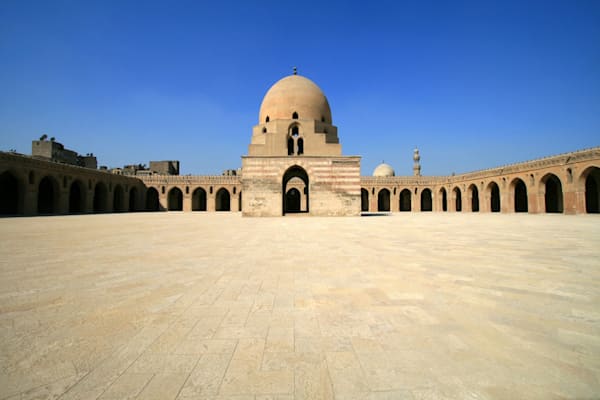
<box><xmin>0</xmin><ymin>213</ymin><xmax>599</xmax><ymax>399</ymax></box>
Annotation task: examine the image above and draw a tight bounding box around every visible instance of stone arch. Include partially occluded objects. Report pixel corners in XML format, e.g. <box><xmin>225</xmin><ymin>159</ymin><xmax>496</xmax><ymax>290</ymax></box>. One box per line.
<box><xmin>453</xmin><ymin>187</ymin><xmax>462</xmax><ymax>212</ymax></box>
<box><xmin>510</xmin><ymin>178</ymin><xmax>528</xmax><ymax>212</ymax></box>
<box><xmin>168</xmin><ymin>187</ymin><xmax>183</xmax><ymax>211</ymax></box>
<box><xmin>468</xmin><ymin>184</ymin><xmax>479</xmax><ymax>212</ymax></box>
<box><xmin>487</xmin><ymin>181</ymin><xmax>500</xmax><ymax>212</ymax></box>
<box><xmin>113</xmin><ymin>184</ymin><xmax>124</xmax><ymax>212</ymax></box>
<box><xmin>580</xmin><ymin>166</ymin><xmax>600</xmax><ymax>213</ymax></box>
<box><xmin>285</xmin><ymin>188</ymin><xmax>301</xmax><ymax>212</ymax></box>
<box><xmin>69</xmin><ymin>180</ymin><xmax>87</xmax><ymax>213</ymax></box>
<box><xmin>421</xmin><ymin>188</ymin><xmax>432</xmax><ymax>211</ymax></box>
<box><xmin>146</xmin><ymin>187</ymin><xmax>160</xmax><ymax>211</ymax></box>
<box><xmin>0</xmin><ymin>170</ymin><xmax>24</xmax><ymax>215</ymax></box>
<box><xmin>93</xmin><ymin>182</ymin><xmax>108</xmax><ymax>212</ymax></box>
<box><xmin>400</xmin><ymin>188</ymin><xmax>411</xmax><ymax>211</ymax></box>
<box><xmin>439</xmin><ymin>187</ymin><xmax>447</xmax><ymax>212</ymax></box>
<box><xmin>377</xmin><ymin>188</ymin><xmax>391</xmax><ymax>212</ymax></box>
<box><xmin>361</xmin><ymin>188</ymin><xmax>369</xmax><ymax>212</ymax></box>
<box><xmin>129</xmin><ymin>187</ymin><xmax>138</xmax><ymax>211</ymax></box>
<box><xmin>282</xmin><ymin>165</ymin><xmax>308</xmax><ymax>215</ymax></box>
<box><xmin>38</xmin><ymin>175</ymin><xmax>60</xmax><ymax>214</ymax></box>
<box><xmin>541</xmin><ymin>173</ymin><xmax>563</xmax><ymax>213</ymax></box>
<box><xmin>192</xmin><ymin>187</ymin><xmax>207</xmax><ymax>211</ymax></box>
<box><xmin>216</xmin><ymin>188</ymin><xmax>231</xmax><ymax>211</ymax></box>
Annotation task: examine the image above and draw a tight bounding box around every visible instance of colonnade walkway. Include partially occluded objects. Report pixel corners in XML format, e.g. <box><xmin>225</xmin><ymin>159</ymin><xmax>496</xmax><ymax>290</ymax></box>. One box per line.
<box><xmin>0</xmin><ymin>213</ymin><xmax>599</xmax><ymax>399</ymax></box>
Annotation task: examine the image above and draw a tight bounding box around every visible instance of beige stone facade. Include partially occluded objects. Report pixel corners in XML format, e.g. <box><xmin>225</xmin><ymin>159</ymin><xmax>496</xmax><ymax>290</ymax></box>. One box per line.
<box><xmin>1</xmin><ymin>73</ymin><xmax>599</xmax><ymax>216</ymax></box>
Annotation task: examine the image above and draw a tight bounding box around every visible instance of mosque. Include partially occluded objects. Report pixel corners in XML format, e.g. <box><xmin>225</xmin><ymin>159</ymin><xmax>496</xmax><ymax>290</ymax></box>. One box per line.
<box><xmin>1</xmin><ymin>72</ymin><xmax>599</xmax><ymax>216</ymax></box>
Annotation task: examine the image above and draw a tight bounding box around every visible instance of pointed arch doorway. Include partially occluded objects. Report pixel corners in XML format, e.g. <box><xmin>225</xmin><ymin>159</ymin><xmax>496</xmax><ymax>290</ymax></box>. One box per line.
<box><xmin>282</xmin><ymin>166</ymin><xmax>308</xmax><ymax>215</ymax></box>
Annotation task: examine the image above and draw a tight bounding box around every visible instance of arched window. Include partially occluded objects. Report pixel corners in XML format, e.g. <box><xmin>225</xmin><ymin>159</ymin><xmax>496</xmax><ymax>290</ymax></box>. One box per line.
<box><xmin>146</xmin><ymin>187</ymin><xmax>160</xmax><ymax>211</ymax></box>
<box><xmin>192</xmin><ymin>188</ymin><xmax>207</xmax><ymax>211</ymax></box>
<box><xmin>297</xmin><ymin>138</ymin><xmax>304</xmax><ymax>155</ymax></box>
<box><xmin>38</xmin><ymin>176</ymin><xmax>59</xmax><ymax>214</ymax></box>
<box><xmin>216</xmin><ymin>188</ymin><xmax>231</xmax><ymax>211</ymax></box>
<box><xmin>0</xmin><ymin>171</ymin><xmax>23</xmax><ymax>215</ymax></box>
<box><xmin>287</xmin><ymin>137</ymin><xmax>294</xmax><ymax>156</ymax></box>
<box><xmin>168</xmin><ymin>187</ymin><xmax>183</xmax><ymax>211</ymax></box>
<box><xmin>94</xmin><ymin>182</ymin><xmax>108</xmax><ymax>213</ymax></box>
<box><xmin>282</xmin><ymin>166</ymin><xmax>309</xmax><ymax>215</ymax></box>
<box><xmin>488</xmin><ymin>182</ymin><xmax>500</xmax><ymax>212</ymax></box>
<box><xmin>421</xmin><ymin>189</ymin><xmax>432</xmax><ymax>211</ymax></box>
<box><xmin>361</xmin><ymin>188</ymin><xmax>369</xmax><ymax>212</ymax></box>
<box><xmin>292</xmin><ymin>112</ymin><xmax>298</xmax><ymax>119</ymax></box>
<box><xmin>377</xmin><ymin>189</ymin><xmax>390</xmax><ymax>212</ymax></box>
<box><xmin>291</xmin><ymin>126</ymin><xmax>299</xmax><ymax>136</ymax></box>
<box><xmin>400</xmin><ymin>189</ymin><xmax>411</xmax><ymax>211</ymax></box>
<box><xmin>542</xmin><ymin>174</ymin><xmax>563</xmax><ymax>213</ymax></box>
<box><xmin>113</xmin><ymin>185</ymin><xmax>124</xmax><ymax>212</ymax></box>
<box><xmin>265</xmin><ymin>116</ymin><xmax>270</xmax><ymax>123</ymax></box>
<box><xmin>129</xmin><ymin>187</ymin><xmax>137</xmax><ymax>212</ymax></box>
<box><xmin>511</xmin><ymin>178</ymin><xmax>528</xmax><ymax>212</ymax></box>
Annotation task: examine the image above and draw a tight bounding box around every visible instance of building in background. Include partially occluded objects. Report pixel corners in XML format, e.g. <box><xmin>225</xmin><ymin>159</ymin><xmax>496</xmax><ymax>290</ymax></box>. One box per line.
<box><xmin>1</xmin><ymin>73</ymin><xmax>599</xmax><ymax>216</ymax></box>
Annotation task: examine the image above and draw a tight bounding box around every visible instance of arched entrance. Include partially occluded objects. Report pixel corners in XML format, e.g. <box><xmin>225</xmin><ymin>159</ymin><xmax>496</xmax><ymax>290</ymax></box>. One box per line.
<box><xmin>285</xmin><ymin>188</ymin><xmax>301</xmax><ymax>212</ymax></box>
<box><xmin>440</xmin><ymin>188</ymin><xmax>447</xmax><ymax>211</ymax></box>
<box><xmin>168</xmin><ymin>187</ymin><xmax>183</xmax><ymax>211</ymax></box>
<box><xmin>113</xmin><ymin>185</ymin><xmax>124</xmax><ymax>212</ymax></box>
<box><xmin>582</xmin><ymin>166</ymin><xmax>600</xmax><ymax>213</ymax></box>
<box><xmin>192</xmin><ymin>187</ymin><xmax>207</xmax><ymax>211</ymax></box>
<box><xmin>512</xmin><ymin>178</ymin><xmax>528</xmax><ymax>212</ymax></box>
<box><xmin>129</xmin><ymin>187</ymin><xmax>138</xmax><ymax>211</ymax></box>
<box><xmin>146</xmin><ymin>187</ymin><xmax>159</xmax><ymax>211</ymax></box>
<box><xmin>377</xmin><ymin>189</ymin><xmax>390</xmax><ymax>212</ymax></box>
<box><xmin>0</xmin><ymin>171</ymin><xmax>22</xmax><ymax>215</ymax></box>
<box><xmin>469</xmin><ymin>184</ymin><xmax>479</xmax><ymax>212</ymax></box>
<box><xmin>400</xmin><ymin>189</ymin><xmax>411</xmax><ymax>211</ymax></box>
<box><xmin>542</xmin><ymin>174</ymin><xmax>563</xmax><ymax>213</ymax></box>
<box><xmin>38</xmin><ymin>176</ymin><xmax>59</xmax><ymax>214</ymax></box>
<box><xmin>282</xmin><ymin>166</ymin><xmax>308</xmax><ymax>215</ymax></box>
<box><xmin>216</xmin><ymin>188</ymin><xmax>230</xmax><ymax>211</ymax></box>
<box><xmin>421</xmin><ymin>188</ymin><xmax>432</xmax><ymax>211</ymax></box>
<box><xmin>94</xmin><ymin>182</ymin><xmax>108</xmax><ymax>212</ymax></box>
<box><xmin>488</xmin><ymin>182</ymin><xmax>500</xmax><ymax>212</ymax></box>
<box><xmin>361</xmin><ymin>188</ymin><xmax>369</xmax><ymax>212</ymax></box>
<box><xmin>453</xmin><ymin>187</ymin><xmax>461</xmax><ymax>212</ymax></box>
<box><xmin>69</xmin><ymin>180</ymin><xmax>86</xmax><ymax>213</ymax></box>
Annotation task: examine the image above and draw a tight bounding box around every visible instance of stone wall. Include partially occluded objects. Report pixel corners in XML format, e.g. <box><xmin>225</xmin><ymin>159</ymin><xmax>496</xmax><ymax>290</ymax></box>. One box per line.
<box><xmin>241</xmin><ymin>156</ymin><xmax>361</xmax><ymax>216</ymax></box>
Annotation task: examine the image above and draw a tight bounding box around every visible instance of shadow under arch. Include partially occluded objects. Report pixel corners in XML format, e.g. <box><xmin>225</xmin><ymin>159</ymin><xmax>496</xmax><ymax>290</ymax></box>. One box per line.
<box><xmin>69</xmin><ymin>180</ymin><xmax>87</xmax><ymax>213</ymax></box>
<box><xmin>0</xmin><ymin>170</ymin><xmax>24</xmax><ymax>215</ymax></box>
<box><xmin>541</xmin><ymin>173</ymin><xmax>563</xmax><ymax>213</ymax></box>
<box><xmin>580</xmin><ymin>166</ymin><xmax>600</xmax><ymax>213</ymax></box>
<box><xmin>282</xmin><ymin>165</ymin><xmax>309</xmax><ymax>215</ymax></box>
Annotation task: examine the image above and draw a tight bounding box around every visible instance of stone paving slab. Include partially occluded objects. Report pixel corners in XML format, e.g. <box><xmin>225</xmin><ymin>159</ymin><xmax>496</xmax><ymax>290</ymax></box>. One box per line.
<box><xmin>0</xmin><ymin>212</ymin><xmax>599</xmax><ymax>399</ymax></box>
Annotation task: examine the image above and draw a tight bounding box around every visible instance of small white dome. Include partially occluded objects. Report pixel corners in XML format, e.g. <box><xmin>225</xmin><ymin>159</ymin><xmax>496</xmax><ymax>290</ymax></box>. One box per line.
<box><xmin>373</xmin><ymin>163</ymin><xmax>395</xmax><ymax>177</ymax></box>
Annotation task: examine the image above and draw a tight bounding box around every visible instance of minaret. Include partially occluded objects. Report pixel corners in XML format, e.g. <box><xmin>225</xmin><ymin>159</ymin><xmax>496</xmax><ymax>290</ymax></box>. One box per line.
<box><xmin>413</xmin><ymin>147</ymin><xmax>421</xmax><ymax>176</ymax></box>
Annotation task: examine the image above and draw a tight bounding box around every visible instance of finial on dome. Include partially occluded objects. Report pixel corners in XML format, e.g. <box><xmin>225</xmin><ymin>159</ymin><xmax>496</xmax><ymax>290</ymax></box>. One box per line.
<box><xmin>293</xmin><ymin>66</ymin><xmax>297</xmax><ymax>75</ymax></box>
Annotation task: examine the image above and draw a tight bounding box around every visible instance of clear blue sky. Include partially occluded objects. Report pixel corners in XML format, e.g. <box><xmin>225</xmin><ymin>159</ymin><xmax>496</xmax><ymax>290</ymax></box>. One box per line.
<box><xmin>1</xmin><ymin>1</ymin><xmax>599</xmax><ymax>175</ymax></box>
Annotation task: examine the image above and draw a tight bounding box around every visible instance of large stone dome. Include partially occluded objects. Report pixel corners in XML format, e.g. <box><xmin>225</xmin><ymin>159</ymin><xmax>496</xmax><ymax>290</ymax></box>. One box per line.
<box><xmin>259</xmin><ymin>75</ymin><xmax>332</xmax><ymax>124</ymax></box>
<box><xmin>373</xmin><ymin>163</ymin><xmax>395</xmax><ymax>177</ymax></box>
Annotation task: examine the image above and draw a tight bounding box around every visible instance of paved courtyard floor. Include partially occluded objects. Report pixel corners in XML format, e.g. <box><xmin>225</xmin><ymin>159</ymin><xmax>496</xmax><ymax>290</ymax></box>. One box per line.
<box><xmin>0</xmin><ymin>213</ymin><xmax>599</xmax><ymax>400</ymax></box>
